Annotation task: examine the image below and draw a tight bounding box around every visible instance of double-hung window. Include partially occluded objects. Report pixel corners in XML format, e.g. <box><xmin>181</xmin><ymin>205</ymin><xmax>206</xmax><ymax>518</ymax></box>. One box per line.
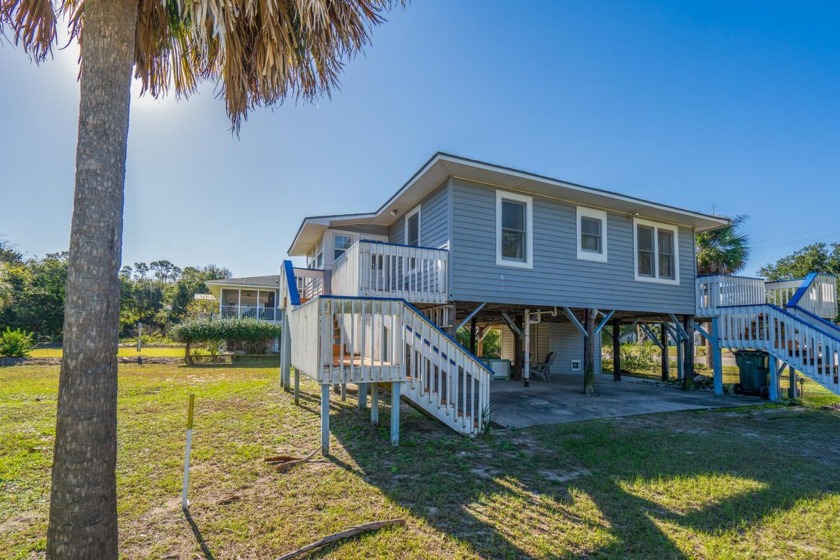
<box><xmin>405</xmin><ymin>206</ymin><xmax>421</xmax><ymax>247</ymax></box>
<box><xmin>496</xmin><ymin>190</ymin><xmax>533</xmax><ymax>268</ymax></box>
<box><xmin>576</xmin><ymin>207</ymin><xmax>608</xmax><ymax>262</ymax></box>
<box><xmin>634</xmin><ymin>218</ymin><xmax>679</xmax><ymax>284</ymax></box>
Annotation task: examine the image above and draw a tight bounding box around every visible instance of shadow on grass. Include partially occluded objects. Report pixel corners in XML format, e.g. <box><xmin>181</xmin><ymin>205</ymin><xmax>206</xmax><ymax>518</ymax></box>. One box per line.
<box><xmin>183</xmin><ymin>507</ymin><xmax>216</xmax><ymax>560</ymax></box>
<box><xmin>312</xmin><ymin>387</ymin><xmax>840</xmax><ymax>559</ymax></box>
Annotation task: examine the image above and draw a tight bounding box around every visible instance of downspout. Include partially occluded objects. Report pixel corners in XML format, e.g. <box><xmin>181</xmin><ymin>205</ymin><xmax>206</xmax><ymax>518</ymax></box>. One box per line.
<box><xmin>523</xmin><ymin>309</ymin><xmax>531</xmax><ymax>387</ymax></box>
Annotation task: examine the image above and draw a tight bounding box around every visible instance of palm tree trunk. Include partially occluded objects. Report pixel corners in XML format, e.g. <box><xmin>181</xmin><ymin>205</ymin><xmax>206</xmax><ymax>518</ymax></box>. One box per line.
<box><xmin>47</xmin><ymin>0</ymin><xmax>137</xmax><ymax>557</ymax></box>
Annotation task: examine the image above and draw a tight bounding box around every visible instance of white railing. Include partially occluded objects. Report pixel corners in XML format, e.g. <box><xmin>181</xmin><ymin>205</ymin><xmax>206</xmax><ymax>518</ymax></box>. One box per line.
<box><xmin>715</xmin><ymin>304</ymin><xmax>840</xmax><ymax>394</ymax></box>
<box><xmin>219</xmin><ymin>305</ymin><xmax>278</xmax><ymax>321</ymax></box>
<box><xmin>289</xmin><ymin>297</ymin><xmax>405</xmax><ymax>385</ymax></box>
<box><xmin>286</xmin><ymin>294</ymin><xmax>491</xmax><ymax>435</ymax></box>
<box><xmin>402</xmin><ymin>305</ymin><xmax>491</xmax><ymax>436</ymax></box>
<box><xmin>765</xmin><ymin>280</ymin><xmax>801</xmax><ymax>309</ymax></box>
<box><xmin>331</xmin><ymin>241</ymin><xmax>448</xmax><ymax>304</ymax></box>
<box><xmin>294</xmin><ymin>268</ymin><xmax>326</xmax><ymax>301</ymax></box>
<box><xmin>787</xmin><ymin>273</ymin><xmax>837</xmax><ymax>319</ymax></box>
<box><xmin>696</xmin><ymin>275</ymin><xmax>766</xmax><ymax>315</ymax></box>
<box><xmin>287</xmin><ymin>298</ymin><xmax>321</xmax><ymax>379</ymax></box>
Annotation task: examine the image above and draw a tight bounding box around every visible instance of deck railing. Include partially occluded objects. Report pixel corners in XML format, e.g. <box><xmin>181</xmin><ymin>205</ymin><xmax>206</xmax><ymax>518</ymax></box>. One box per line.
<box><xmin>331</xmin><ymin>241</ymin><xmax>448</xmax><ymax>304</ymax></box>
<box><xmin>715</xmin><ymin>304</ymin><xmax>840</xmax><ymax>394</ymax></box>
<box><xmin>696</xmin><ymin>275</ymin><xmax>766</xmax><ymax>315</ymax></box>
<box><xmin>219</xmin><ymin>305</ymin><xmax>278</xmax><ymax>321</ymax></box>
<box><xmin>765</xmin><ymin>280</ymin><xmax>801</xmax><ymax>309</ymax></box>
<box><xmin>402</xmin><ymin>303</ymin><xmax>491</xmax><ymax>436</ymax></box>
<box><xmin>289</xmin><ymin>296</ymin><xmax>406</xmax><ymax>385</ymax></box>
<box><xmin>286</xmin><ymin>295</ymin><xmax>491</xmax><ymax>435</ymax></box>
<box><xmin>786</xmin><ymin>273</ymin><xmax>837</xmax><ymax>319</ymax></box>
<box><xmin>697</xmin><ymin>273</ymin><xmax>838</xmax><ymax>320</ymax></box>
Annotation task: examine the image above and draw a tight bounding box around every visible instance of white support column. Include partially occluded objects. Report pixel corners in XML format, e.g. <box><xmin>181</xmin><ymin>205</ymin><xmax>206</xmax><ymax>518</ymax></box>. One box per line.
<box><xmin>321</xmin><ymin>384</ymin><xmax>330</xmax><ymax>456</ymax></box>
<box><xmin>256</xmin><ymin>289</ymin><xmax>260</xmax><ymax>319</ymax></box>
<box><xmin>370</xmin><ymin>383</ymin><xmax>379</xmax><ymax>425</ymax></box>
<box><xmin>237</xmin><ymin>289</ymin><xmax>242</xmax><ymax>319</ymax></box>
<box><xmin>523</xmin><ymin>309</ymin><xmax>531</xmax><ymax>387</ymax></box>
<box><xmin>769</xmin><ymin>356</ymin><xmax>780</xmax><ymax>402</ymax></box>
<box><xmin>711</xmin><ymin>317</ymin><xmax>723</xmax><ymax>396</ymax></box>
<box><xmin>390</xmin><ymin>382</ymin><xmax>400</xmax><ymax>446</ymax></box>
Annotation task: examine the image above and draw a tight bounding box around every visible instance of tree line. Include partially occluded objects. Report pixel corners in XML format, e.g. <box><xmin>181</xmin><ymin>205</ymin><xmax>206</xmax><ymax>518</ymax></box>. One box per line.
<box><xmin>0</xmin><ymin>239</ymin><xmax>230</xmax><ymax>341</ymax></box>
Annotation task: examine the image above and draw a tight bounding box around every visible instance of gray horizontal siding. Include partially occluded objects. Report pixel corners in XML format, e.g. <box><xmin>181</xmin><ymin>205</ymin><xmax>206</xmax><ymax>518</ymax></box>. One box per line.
<box><xmin>388</xmin><ymin>184</ymin><xmax>450</xmax><ymax>248</ymax></box>
<box><xmin>498</xmin><ymin>321</ymin><xmax>601</xmax><ymax>375</ymax></box>
<box><xmin>450</xmin><ymin>179</ymin><xmax>697</xmax><ymax>314</ymax></box>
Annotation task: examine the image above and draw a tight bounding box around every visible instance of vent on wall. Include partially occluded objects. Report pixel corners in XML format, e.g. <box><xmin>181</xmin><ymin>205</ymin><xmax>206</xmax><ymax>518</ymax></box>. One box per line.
<box><xmin>570</xmin><ymin>359</ymin><xmax>582</xmax><ymax>372</ymax></box>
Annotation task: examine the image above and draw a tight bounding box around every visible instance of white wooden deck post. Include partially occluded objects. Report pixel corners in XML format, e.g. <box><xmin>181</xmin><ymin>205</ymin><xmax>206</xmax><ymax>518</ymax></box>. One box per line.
<box><xmin>390</xmin><ymin>382</ymin><xmax>400</xmax><ymax>446</ymax></box>
<box><xmin>768</xmin><ymin>356</ymin><xmax>780</xmax><ymax>402</ymax></box>
<box><xmin>523</xmin><ymin>310</ymin><xmax>531</xmax><ymax>387</ymax></box>
<box><xmin>321</xmin><ymin>384</ymin><xmax>330</xmax><ymax>455</ymax></box>
<box><xmin>711</xmin><ymin>317</ymin><xmax>723</xmax><ymax>396</ymax></box>
<box><xmin>370</xmin><ymin>383</ymin><xmax>379</xmax><ymax>425</ymax></box>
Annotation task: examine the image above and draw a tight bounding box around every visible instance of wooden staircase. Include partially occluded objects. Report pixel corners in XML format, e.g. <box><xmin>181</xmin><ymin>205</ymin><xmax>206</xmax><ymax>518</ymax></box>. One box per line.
<box><xmin>285</xmin><ymin>293</ymin><xmax>492</xmax><ymax>436</ymax></box>
<box><xmin>717</xmin><ymin>304</ymin><xmax>840</xmax><ymax>393</ymax></box>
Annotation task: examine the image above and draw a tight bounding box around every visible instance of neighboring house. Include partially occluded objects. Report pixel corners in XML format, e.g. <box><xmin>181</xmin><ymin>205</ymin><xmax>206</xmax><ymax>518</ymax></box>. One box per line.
<box><xmin>279</xmin><ymin>153</ymin><xmax>840</xmax><ymax>447</ymax></box>
<box><xmin>205</xmin><ymin>275</ymin><xmax>282</xmax><ymax>322</ymax></box>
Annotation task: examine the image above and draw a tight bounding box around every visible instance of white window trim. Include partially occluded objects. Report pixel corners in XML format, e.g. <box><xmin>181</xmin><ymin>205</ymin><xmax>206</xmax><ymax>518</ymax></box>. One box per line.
<box><xmin>576</xmin><ymin>206</ymin><xmax>608</xmax><ymax>263</ymax></box>
<box><xmin>633</xmin><ymin>217</ymin><xmax>680</xmax><ymax>285</ymax></box>
<box><xmin>404</xmin><ymin>205</ymin><xmax>421</xmax><ymax>247</ymax></box>
<box><xmin>496</xmin><ymin>190</ymin><xmax>534</xmax><ymax>269</ymax></box>
<box><xmin>332</xmin><ymin>231</ymin><xmax>356</xmax><ymax>263</ymax></box>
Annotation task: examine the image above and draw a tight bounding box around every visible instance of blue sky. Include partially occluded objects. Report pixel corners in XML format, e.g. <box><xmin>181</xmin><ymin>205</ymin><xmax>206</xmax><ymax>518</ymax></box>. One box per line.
<box><xmin>1</xmin><ymin>1</ymin><xmax>838</xmax><ymax>277</ymax></box>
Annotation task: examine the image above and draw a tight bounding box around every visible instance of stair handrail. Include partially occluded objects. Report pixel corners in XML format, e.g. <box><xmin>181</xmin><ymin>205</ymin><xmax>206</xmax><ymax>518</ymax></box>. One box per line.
<box><xmin>719</xmin><ymin>303</ymin><xmax>840</xmax><ymax>345</ymax></box>
<box><xmin>283</xmin><ymin>260</ymin><xmax>301</xmax><ymax>306</ymax></box>
<box><xmin>715</xmin><ymin>303</ymin><xmax>840</xmax><ymax>394</ymax></box>
<box><xmin>786</xmin><ymin>272</ymin><xmax>838</xmax><ymax>319</ymax></box>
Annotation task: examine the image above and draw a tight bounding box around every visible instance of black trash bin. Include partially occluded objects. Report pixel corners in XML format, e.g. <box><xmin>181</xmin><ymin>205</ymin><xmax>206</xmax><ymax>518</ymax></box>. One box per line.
<box><xmin>733</xmin><ymin>350</ymin><xmax>769</xmax><ymax>397</ymax></box>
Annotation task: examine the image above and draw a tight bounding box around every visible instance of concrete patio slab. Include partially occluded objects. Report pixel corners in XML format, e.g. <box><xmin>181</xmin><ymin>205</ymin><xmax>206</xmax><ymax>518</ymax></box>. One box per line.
<box><xmin>490</xmin><ymin>373</ymin><xmax>760</xmax><ymax>429</ymax></box>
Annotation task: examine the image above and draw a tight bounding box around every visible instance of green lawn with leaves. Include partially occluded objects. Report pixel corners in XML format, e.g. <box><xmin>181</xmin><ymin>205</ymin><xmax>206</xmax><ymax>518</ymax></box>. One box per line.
<box><xmin>2</xmin><ymin>363</ymin><xmax>839</xmax><ymax>559</ymax></box>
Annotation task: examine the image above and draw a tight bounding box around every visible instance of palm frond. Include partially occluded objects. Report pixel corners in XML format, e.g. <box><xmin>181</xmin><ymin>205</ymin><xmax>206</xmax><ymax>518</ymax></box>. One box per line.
<box><xmin>172</xmin><ymin>0</ymin><xmax>395</xmax><ymax>132</ymax></box>
<box><xmin>0</xmin><ymin>0</ymin><xmax>57</xmax><ymax>61</ymax></box>
<box><xmin>696</xmin><ymin>214</ymin><xmax>751</xmax><ymax>275</ymax></box>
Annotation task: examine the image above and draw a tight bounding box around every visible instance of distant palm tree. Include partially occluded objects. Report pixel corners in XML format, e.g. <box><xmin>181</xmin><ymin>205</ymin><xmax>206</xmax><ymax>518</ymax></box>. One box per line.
<box><xmin>696</xmin><ymin>215</ymin><xmax>750</xmax><ymax>275</ymax></box>
<box><xmin>1</xmin><ymin>1</ymin><xmax>397</xmax><ymax>556</ymax></box>
<box><xmin>696</xmin><ymin>215</ymin><xmax>750</xmax><ymax>367</ymax></box>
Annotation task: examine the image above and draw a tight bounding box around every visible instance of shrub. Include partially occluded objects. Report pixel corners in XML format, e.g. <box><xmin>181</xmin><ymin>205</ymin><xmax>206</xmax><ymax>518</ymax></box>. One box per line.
<box><xmin>0</xmin><ymin>327</ymin><xmax>34</xmax><ymax>358</ymax></box>
<box><xmin>171</xmin><ymin>319</ymin><xmax>281</xmax><ymax>363</ymax></box>
<box><xmin>619</xmin><ymin>342</ymin><xmax>658</xmax><ymax>373</ymax></box>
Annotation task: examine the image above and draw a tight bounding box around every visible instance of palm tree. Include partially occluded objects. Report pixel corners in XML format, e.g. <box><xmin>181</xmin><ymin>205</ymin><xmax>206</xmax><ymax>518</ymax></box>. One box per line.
<box><xmin>696</xmin><ymin>214</ymin><xmax>750</xmax><ymax>367</ymax></box>
<box><xmin>696</xmin><ymin>214</ymin><xmax>750</xmax><ymax>276</ymax></box>
<box><xmin>1</xmin><ymin>1</ymin><xmax>397</xmax><ymax>556</ymax></box>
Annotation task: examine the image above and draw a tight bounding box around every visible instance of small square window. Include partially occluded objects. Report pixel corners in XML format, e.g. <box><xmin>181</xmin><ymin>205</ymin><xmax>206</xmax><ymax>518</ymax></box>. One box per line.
<box><xmin>576</xmin><ymin>207</ymin><xmax>608</xmax><ymax>262</ymax></box>
<box><xmin>334</xmin><ymin>234</ymin><xmax>353</xmax><ymax>261</ymax></box>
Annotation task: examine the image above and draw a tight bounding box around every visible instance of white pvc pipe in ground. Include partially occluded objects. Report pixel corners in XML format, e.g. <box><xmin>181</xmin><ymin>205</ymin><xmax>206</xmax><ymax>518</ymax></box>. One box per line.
<box><xmin>181</xmin><ymin>394</ymin><xmax>195</xmax><ymax>509</ymax></box>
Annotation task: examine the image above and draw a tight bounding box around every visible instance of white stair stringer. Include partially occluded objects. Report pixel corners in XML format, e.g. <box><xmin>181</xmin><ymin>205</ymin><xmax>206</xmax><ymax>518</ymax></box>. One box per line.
<box><xmin>716</xmin><ymin>304</ymin><xmax>840</xmax><ymax>396</ymax></box>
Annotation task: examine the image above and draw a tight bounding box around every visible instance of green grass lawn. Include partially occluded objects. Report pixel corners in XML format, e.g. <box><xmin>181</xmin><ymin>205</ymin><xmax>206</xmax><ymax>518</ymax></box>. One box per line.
<box><xmin>2</xmin><ymin>364</ymin><xmax>840</xmax><ymax>559</ymax></box>
<box><xmin>28</xmin><ymin>346</ymin><xmax>186</xmax><ymax>358</ymax></box>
